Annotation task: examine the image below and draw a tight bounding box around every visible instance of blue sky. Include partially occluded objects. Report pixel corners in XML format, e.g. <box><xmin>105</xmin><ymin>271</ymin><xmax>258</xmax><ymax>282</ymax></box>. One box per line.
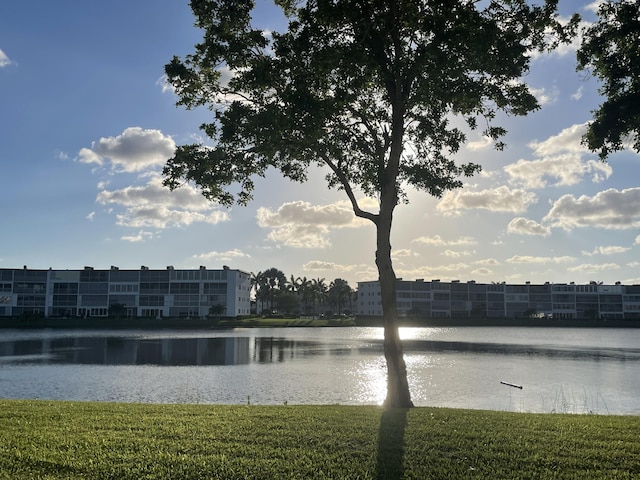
<box><xmin>1</xmin><ymin>0</ymin><xmax>638</xmax><ymax>289</ymax></box>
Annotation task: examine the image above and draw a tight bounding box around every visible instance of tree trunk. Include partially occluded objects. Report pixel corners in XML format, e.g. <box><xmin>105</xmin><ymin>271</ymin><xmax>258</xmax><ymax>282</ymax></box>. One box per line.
<box><xmin>376</xmin><ymin>199</ymin><xmax>413</xmax><ymax>408</ymax></box>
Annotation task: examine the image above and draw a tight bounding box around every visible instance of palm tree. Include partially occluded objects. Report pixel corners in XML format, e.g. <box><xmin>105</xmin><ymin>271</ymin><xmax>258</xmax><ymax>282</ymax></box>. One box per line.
<box><xmin>328</xmin><ymin>278</ymin><xmax>352</xmax><ymax>315</ymax></box>
<box><xmin>295</xmin><ymin>276</ymin><xmax>313</xmax><ymax>315</ymax></box>
<box><xmin>261</xmin><ymin>267</ymin><xmax>287</xmax><ymax>311</ymax></box>
<box><xmin>250</xmin><ymin>271</ymin><xmax>263</xmax><ymax>297</ymax></box>
<box><xmin>250</xmin><ymin>271</ymin><xmax>268</xmax><ymax>313</ymax></box>
<box><xmin>287</xmin><ymin>274</ymin><xmax>299</xmax><ymax>293</ymax></box>
<box><xmin>310</xmin><ymin>278</ymin><xmax>328</xmax><ymax>318</ymax></box>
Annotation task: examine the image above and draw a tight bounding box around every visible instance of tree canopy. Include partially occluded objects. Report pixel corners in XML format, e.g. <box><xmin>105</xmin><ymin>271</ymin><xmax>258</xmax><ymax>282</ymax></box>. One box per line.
<box><xmin>577</xmin><ymin>0</ymin><xmax>640</xmax><ymax>159</ymax></box>
<box><xmin>164</xmin><ymin>0</ymin><xmax>577</xmax><ymax>407</ymax></box>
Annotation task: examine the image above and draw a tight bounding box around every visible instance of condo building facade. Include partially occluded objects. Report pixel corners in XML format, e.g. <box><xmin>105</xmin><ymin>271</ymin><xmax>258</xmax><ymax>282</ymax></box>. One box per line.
<box><xmin>357</xmin><ymin>279</ymin><xmax>640</xmax><ymax>320</ymax></box>
<box><xmin>0</xmin><ymin>266</ymin><xmax>251</xmax><ymax>319</ymax></box>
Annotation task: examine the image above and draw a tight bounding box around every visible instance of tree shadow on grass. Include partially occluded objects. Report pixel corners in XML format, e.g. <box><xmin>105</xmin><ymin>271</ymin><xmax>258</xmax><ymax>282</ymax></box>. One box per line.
<box><xmin>376</xmin><ymin>408</ymin><xmax>409</xmax><ymax>480</ymax></box>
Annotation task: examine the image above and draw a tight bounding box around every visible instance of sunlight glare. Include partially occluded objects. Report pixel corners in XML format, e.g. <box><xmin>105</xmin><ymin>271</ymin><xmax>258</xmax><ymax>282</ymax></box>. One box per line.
<box><xmin>350</xmin><ymin>357</ymin><xmax>387</xmax><ymax>405</ymax></box>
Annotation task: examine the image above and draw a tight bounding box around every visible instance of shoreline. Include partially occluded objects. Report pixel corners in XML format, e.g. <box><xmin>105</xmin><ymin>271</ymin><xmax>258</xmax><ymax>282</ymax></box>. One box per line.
<box><xmin>355</xmin><ymin>316</ymin><xmax>640</xmax><ymax>329</ymax></box>
<box><xmin>1</xmin><ymin>315</ymin><xmax>639</xmax><ymax>329</ymax></box>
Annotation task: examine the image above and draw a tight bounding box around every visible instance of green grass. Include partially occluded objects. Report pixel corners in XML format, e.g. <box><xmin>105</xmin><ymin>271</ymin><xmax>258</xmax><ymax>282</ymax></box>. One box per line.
<box><xmin>0</xmin><ymin>401</ymin><xmax>638</xmax><ymax>479</ymax></box>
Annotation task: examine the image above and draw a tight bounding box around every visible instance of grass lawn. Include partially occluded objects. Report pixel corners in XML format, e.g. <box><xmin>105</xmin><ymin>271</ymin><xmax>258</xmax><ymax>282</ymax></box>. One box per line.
<box><xmin>0</xmin><ymin>400</ymin><xmax>638</xmax><ymax>479</ymax></box>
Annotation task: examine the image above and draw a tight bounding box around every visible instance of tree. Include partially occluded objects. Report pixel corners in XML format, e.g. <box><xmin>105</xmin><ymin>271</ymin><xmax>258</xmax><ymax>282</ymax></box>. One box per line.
<box><xmin>310</xmin><ymin>278</ymin><xmax>328</xmax><ymax>317</ymax></box>
<box><xmin>295</xmin><ymin>276</ymin><xmax>314</xmax><ymax>315</ymax></box>
<box><xmin>328</xmin><ymin>278</ymin><xmax>353</xmax><ymax>315</ymax></box>
<box><xmin>577</xmin><ymin>0</ymin><xmax>640</xmax><ymax>159</ymax></box>
<box><xmin>249</xmin><ymin>270</ymin><xmax>268</xmax><ymax>312</ymax></box>
<box><xmin>275</xmin><ymin>290</ymin><xmax>300</xmax><ymax>314</ymax></box>
<box><xmin>249</xmin><ymin>270</ymin><xmax>263</xmax><ymax>298</ymax></box>
<box><xmin>261</xmin><ymin>267</ymin><xmax>288</xmax><ymax>310</ymax></box>
<box><xmin>108</xmin><ymin>302</ymin><xmax>127</xmax><ymax>319</ymax></box>
<box><xmin>208</xmin><ymin>303</ymin><xmax>226</xmax><ymax>319</ymax></box>
<box><xmin>163</xmin><ymin>0</ymin><xmax>576</xmax><ymax>407</ymax></box>
<box><xmin>287</xmin><ymin>274</ymin><xmax>299</xmax><ymax>293</ymax></box>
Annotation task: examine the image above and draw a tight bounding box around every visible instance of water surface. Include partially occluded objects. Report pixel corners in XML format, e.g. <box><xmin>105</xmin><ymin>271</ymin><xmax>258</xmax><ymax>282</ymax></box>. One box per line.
<box><xmin>0</xmin><ymin>327</ymin><xmax>638</xmax><ymax>414</ymax></box>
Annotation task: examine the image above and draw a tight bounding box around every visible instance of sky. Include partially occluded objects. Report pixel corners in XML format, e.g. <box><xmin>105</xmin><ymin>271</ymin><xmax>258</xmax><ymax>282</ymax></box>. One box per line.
<box><xmin>1</xmin><ymin>0</ymin><xmax>639</xmax><ymax>290</ymax></box>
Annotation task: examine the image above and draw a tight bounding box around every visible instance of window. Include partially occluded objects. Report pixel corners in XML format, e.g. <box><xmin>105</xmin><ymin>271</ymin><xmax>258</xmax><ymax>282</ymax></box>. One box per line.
<box><xmin>81</xmin><ymin>295</ymin><xmax>108</xmax><ymax>307</ymax></box>
<box><xmin>79</xmin><ymin>282</ymin><xmax>108</xmax><ymax>294</ymax></box>
<box><xmin>139</xmin><ymin>295</ymin><xmax>165</xmax><ymax>306</ymax></box>
<box><xmin>109</xmin><ymin>284</ymin><xmax>138</xmax><ymax>293</ymax></box>
<box><xmin>54</xmin><ymin>283</ymin><xmax>79</xmax><ymax>294</ymax></box>
<box><xmin>109</xmin><ymin>270</ymin><xmax>139</xmax><ymax>282</ymax></box>
<box><xmin>109</xmin><ymin>294</ymin><xmax>136</xmax><ymax>305</ymax></box>
<box><xmin>79</xmin><ymin>271</ymin><xmax>109</xmax><ymax>283</ymax></box>
<box><xmin>53</xmin><ymin>295</ymin><xmax>78</xmax><ymax>306</ymax></box>
<box><xmin>170</xmin><ymin>282</ymin><xmax>200</xmax><ymax>294</ymax></box>
<box><xmin>17</xmin><ymin>295</ymin><xmax>46</xmax><ymax>306</ymax></box>
<box><xmin>171</xmin><ymin>270</ymin><xmax>201</xmax><ymax>281</ymax></box>
<box><xmin>140</xmin><ymin>283</ymin><xmax>169</xmax><ymax>294</ymax></box>
<box><xmin>14</xmin><ymin>283</ymin><xmax>46</xmax><ymax>294</ymax></box>
<box><xmin>140</xmin><ymin>271</ymin><xmax>170</xmax><ymax>282</ymax></box>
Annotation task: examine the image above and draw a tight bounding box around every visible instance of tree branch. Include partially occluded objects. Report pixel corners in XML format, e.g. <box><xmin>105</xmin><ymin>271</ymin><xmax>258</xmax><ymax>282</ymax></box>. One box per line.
<box><xmin>323</xmin><ymin>156</ymin><xmax>378</xmax><ymax>224</ymax></box>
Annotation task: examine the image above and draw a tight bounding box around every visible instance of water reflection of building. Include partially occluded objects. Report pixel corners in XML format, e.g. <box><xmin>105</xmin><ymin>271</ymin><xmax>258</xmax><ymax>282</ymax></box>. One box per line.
<box><xmin>0</xmin><ymin>337</ymin><xmax>252</xmax><ymax>366</ymax></box>
<box><xmin>358</xmin><ymin>279</ymin><xmax>640</xmax><ymax>320</ymax></box>
<box><xmin>0</xmin><ymin>265</ymin><xmax>250</xmax><ymax>319</ymax></box>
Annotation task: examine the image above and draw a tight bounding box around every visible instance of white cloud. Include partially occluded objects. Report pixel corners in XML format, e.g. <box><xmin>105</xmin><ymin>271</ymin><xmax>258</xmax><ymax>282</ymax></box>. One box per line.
<box><xmin>394</xmin><ymin>263</ymin><xmax>472</xmax><ymax>281</ymax></box>
<box><xmin>529</xmin><ymin>17</ymin><xmax>590</xmax><ymax>60</ymax></box>
<box><xmin>121</xmin><ymin>230</ymin><xmax>154</xmax><ymax>242</ymax></box>
<box><xmin>97</xmin><ymin>174</ymin><xmax>211</xmax><ymax>209</ymax></box>
<box><xmin>544</xmin><ymin>187</ymin><xmax>640</xmax><ymax>230</ymax></box>
<box><xmin>266</xmin><ymin>224</ymin><xmax>333</xmax><ymax>249</ymax></box>
<box><xmin>430</xmin><ymin>263</ymin><xmax>471</xmax><ymax>273</ymax></box>
<box><xmin>528</xmin><ymin>123</ymin><xmax>589</xmax><ymax>156</ymax></box>
<box><xmin>0</xmin><ymin>48</ymin><xmax>12</xmax><ymax>67</ymax></box>
<box><xmin>156</xmin><ymin>75</ymin><xmax>175</xmax><ymax>94</ymax></box>
<box><xmin>442</xmin><ymin>250</ymin><xmax>475</xmax><ymax>257</ymax></box>
<box><xmin>96</xmin><ymin>174</ymin><xmax>229</xmax><ymax>229</ymax></box>
<box><xmin>302</xmin><ymin>261</ymin><xmax>365</xmax><ymax>273</ymax></box>
<box><xmin>256</xmin><ymin>200</ymin><xmax>368</xmax><ymax>249</ymax></box>
<box><xmin>504</xmin><ymin>154</ymin><xmax>612</xmax><ymax>189</ymax></box>
<box><xmin>636</xmin><ymin>235</ymin><xmax>640</xmax><ymax>245</ymax></box>
<box><xmin>392</xmin><ymin>249</ymin><xmax>418</xmax><ymax>258</ymax></box>
<box><xmin>471</xmin><ymin>268</ymin><xmax>493</xmax><ymax>276</ymax></box>
<box><xmin>437</xmin><ymin>186</ymin><xmax>537</xmax><ymax>215</ymax></box>
<box><xmin>78</xmin><ymin>127</ymin><xmax>176</xmax><ymax>173</ymax></box>
<box><xmin>507</xmin><ymin>217</ymin><xmax>551</xmax><ymax>237</ymax></box>
<box><xmin>582</xmin><ymin>246</ymin><xmax>631</xmax><ymax>256</ymax></box>
<box><xmin>585</xmin><ymin>1</ymin><xmax>604</xmax><ymax>13</ymax></box>
<box><xmin>568</xmin><ymin>263</ymin><xmax>621</xmax><ymax>273</ymax></box>
<box><xmin>114</xmin><ymin>206</ymin><xmax>228</xmax><ymax>229</ymax></box>
<box><xmin>86</xmin><ymin>211</ymin><xmax>96</xmax><ymax>221</ymax></box>
<box><xmin>194</xmin><ymin>249</ymin><xmax>251</xmax><ymax>261</ymax></box>
<box><xmin>412</xmin><ymin>235</ymin><xmax>476</xmax><ymax>246</ymax></box>
<box><xmin>529</xmin><ymin>86</ymin><xmax>558</xmax><ymax>106</ymax></box>
<box><xmin>571</xmin><ymin>86</ymin><xmax>584</xmax><ymax>101</ymax></box>
<box><xmin>506</xmin><ymin>255</ymin><xmax>575</xmax><ymax>264</ymax></box>
<box><xmin>466</xmin><ymin>136</ymin><xmax>493</xmax><ymax>151</ymax></box>
<box><xmin>474</xmin><ymin>258</ymin><xmax>500</xmax><ymax>266</ymax></box>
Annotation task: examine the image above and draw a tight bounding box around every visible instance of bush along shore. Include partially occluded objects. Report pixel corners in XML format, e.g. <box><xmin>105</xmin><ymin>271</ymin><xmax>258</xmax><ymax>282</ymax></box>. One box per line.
<box><xmin>0</xmin><ymin>400</ymin><xmax>638</xmax><ymax>479</ymax></box>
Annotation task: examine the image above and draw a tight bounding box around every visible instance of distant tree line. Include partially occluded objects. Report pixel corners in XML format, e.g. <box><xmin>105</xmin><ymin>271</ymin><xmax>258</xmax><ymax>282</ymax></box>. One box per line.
<box><xmin>249</xmin><ymin>268</ymin><xmax>355</xmax><ymax>317</ymax></box>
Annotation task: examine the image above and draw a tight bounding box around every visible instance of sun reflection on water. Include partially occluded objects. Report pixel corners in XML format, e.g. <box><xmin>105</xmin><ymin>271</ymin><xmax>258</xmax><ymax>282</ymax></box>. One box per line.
<box><xmin>399</xmin><ymin>327</ymin><xmax>452</xmax><ymax>340</ymax></box>
<box><xmin>349</xmin><ymin>357</ymin><xmax>387</xmax><ymax>405</ymax></box>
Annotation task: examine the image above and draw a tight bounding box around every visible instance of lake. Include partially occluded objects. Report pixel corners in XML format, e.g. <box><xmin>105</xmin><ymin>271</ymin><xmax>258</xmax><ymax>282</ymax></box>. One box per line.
<box><xmin>0</xmin><ymin>327</ymin><xmax>638</xmax><ymax>414</ymax></box>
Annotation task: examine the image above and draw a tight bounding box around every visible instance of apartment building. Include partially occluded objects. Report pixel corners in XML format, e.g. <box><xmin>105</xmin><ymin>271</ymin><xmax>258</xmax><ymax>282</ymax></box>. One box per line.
<box><xmin>0</xmin><ymin>265</ymin><xmax>251</xmax><ymax>319</ymax></box>
<box><xmin>357</xmin><ymin>279</ymin><xmax>640</xmax><ymax>320</ymax></box>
